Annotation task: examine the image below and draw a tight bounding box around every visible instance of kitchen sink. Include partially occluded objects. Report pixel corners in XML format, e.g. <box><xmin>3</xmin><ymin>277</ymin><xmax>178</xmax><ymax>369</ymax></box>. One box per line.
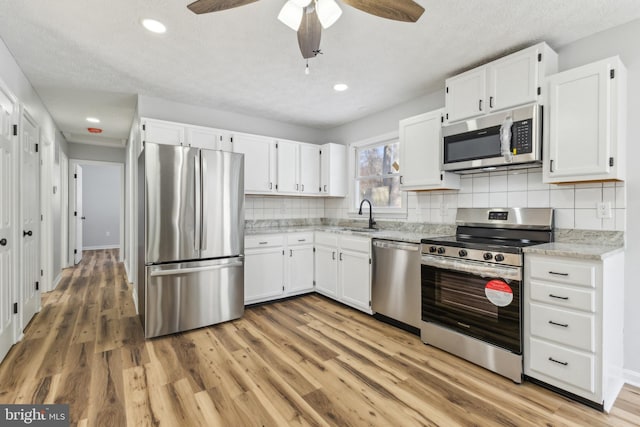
<box><xmin>342</xmin><ymin>227</ymin><xmax>380</xmax><ymax>233</ymax></box>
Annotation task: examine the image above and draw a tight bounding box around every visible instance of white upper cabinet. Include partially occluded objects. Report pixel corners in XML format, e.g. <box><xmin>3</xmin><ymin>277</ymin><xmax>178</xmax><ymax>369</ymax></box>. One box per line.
<box><xmin>142</xmin><ymin>118</ymin><xmax>184</xmax><ymax>146</ymax></box>
<box><xmin>399</xmin><ymin>109</ymin><xmax>459</xmax><ymax>191</ymax></box>
<box><xmin>232</xmin><ymin>133</ymin><xmax>277</xmax><ymax>194</ymax></box>
<box><xmin>320</xmin><ymin>143</ymin><xmax>347</xmax><ymax>197</ymax></box>
<box><xmin>543</xmin><ymin>56</ymin><xmax>626</xmax><ymax>183</ymax></box>
<box><xmin>276</xmin><ymin>140</ymin><xmax>320</xmax><ymax>195</ymax></box>
<box><xmin>186</xmin><ymin>126</ymin><xmax>221</xmax><ymax>150</ymax></box>
<box><xmin>445</xmin><ymin>43</ymin><xmax>558</xmax><ymax>123</ymax></box>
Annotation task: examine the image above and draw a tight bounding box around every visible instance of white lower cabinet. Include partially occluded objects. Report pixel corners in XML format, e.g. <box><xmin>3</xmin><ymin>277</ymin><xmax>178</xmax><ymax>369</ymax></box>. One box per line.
<box><xmin>524</xmin><ymin>252</ymin><xmax>625</xmax><ymax>412</ymax></box>
<box><xmin>285</xmin><ymin>233</ymin><xmax>314</xmax><ymax>295</ymax></box>
<box><xmin>314</xmin><ymin>232</ymin><xmax>372</xmax><ymax>314</ymax></box>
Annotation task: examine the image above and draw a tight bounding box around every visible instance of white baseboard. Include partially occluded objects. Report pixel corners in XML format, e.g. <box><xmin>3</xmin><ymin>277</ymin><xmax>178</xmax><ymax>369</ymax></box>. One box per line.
<box><xmin>83</xmin><ymin>244</ymin><xmax>119</xmax><ymax>250</ymax></box>
<box><xmin>624</xmin><ymin>369</ymin><xmax>640</xmax><ymax>388</ymax></box>
<box><xmin>52</xmin><ymin>272</ymin><xmax>62</xmax><ymax>290</ymax></box>
<box><xmin>124</xmin><ymin>261</ymin><xmax>131</xmax><ymax>283</ymax></box>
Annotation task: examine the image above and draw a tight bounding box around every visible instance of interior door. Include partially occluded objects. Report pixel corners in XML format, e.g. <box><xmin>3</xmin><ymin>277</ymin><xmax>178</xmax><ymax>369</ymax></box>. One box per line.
<box><xmin>20</xmin><ymin>111</ymin><xmax>40</xmax><ymax>332</ymax></box>
<box><xmin>0</xmin><ymin>83</ymin><xmax>16</xmax><ymax>360</ymax></box>
<box><xmin>74</xmin><ymin>164</ymin><xmax>83</xmax><ymax>264</ymax></box>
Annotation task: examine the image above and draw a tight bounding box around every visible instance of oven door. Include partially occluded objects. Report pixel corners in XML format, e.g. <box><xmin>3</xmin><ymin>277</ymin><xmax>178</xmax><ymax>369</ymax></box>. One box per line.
<box><xmin>421</xmin><ymin>255</ymin><xmax>522</xmax><ymax>353</ymax></box>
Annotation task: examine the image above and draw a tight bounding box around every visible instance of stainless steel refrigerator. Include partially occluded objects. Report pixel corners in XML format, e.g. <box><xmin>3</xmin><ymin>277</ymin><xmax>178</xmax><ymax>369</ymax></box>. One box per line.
<box><xmin>137</xmin><ymin>142</ymin><xmax>244</xmax><ymax>338</ymax></box>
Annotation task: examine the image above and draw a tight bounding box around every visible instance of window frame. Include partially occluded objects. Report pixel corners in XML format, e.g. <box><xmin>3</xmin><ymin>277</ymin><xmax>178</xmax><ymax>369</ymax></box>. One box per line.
<box><xmin>349</xmin><ymin>131</ymin><xmax>407</xmax><ymax>218</ymax></box>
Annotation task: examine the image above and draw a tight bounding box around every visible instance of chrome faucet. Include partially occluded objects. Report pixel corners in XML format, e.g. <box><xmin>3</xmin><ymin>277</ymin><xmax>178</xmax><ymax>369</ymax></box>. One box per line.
<box><xmin>358</xmin><ymin>198</ymin><xmax>376</xmax><ymax>229</ymax></box>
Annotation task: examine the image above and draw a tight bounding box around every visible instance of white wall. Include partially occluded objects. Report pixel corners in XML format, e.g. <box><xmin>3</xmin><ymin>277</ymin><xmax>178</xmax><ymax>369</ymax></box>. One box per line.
<box><xmin>81</xmin><ymin>164</ymin><xmax>121</xmax><ymax>248</ymax></box>
<box><xmin>68</xmin><ymin>142</ymin><xmax>125</xmax><ymax>163</ymax></box>
<box><xmin>138</xmin><ymin>95</ymin><xmax>326</xmax><ymax>144</ymax></box>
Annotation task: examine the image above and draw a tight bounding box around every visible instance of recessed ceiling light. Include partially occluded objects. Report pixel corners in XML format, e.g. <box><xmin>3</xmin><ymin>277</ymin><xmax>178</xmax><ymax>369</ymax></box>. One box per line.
<box><xmin>142</xmin><ymin>19</ymin><xmax>167</xmax><ymax>34</ymax></box>
<box><xmin>86</xmin><ymin>117</ymin><xmax>100</xmax><ymax>123</ymax></box>
<box><xmin>334</xmin><ymin>83</ymin><xmax>348</xmax><ymax>92</ymax></box>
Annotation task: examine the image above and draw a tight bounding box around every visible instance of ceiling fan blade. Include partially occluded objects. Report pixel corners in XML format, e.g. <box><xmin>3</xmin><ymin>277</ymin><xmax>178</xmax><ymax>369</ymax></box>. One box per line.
<box><xmin>187</xmin><ymin>0</ymin><xmax>259</xmax><ymax>15</ymax></box>
<box><xmin>297</xmin><ymin>6</ymin><xmax>322</xmax><ymax>59</ymax></box>
<box><xmin>341</xmin><ymin>0</ymin><xmax>424</xmax><ymax>22</ymax></box>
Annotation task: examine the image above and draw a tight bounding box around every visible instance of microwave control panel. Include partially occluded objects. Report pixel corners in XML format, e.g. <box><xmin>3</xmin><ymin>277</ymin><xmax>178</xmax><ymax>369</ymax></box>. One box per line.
<box><xmin>511</xmin><ymin>119</ymin><xmax>533</xmax><ymax>154</ymax></box>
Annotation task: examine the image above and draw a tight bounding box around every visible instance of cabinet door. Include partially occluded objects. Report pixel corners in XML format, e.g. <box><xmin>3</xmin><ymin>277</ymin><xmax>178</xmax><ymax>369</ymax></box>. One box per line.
<box><xmin>143</xmin><ymin>119</ymin><xmax>184</xmax><ymax>146</ymax></box>
<box><xmin>445</xmin><ymin>68</ymin><xmax>486</xmax><ymax>123</ymax></box>
<box><xmin>232</xmin><ymin>134</ymin><xmax>276</xmax><ymax>193</ymax></box>
<box><xmin>277</xmin><ymin>140</ymin><xmax>299</xmax><ymax>193</ymax></box>
<box><xmin>244</xmin><ymin>248</ymin><xmax>284</xmax><ymax>303</ymax></box>
<box><xmin>287</xmin><ymin>244</ymin><xmax>315</xmax><ymax>294</ymax></box>
<box><xmin>299</xmin><ymin>144</ymin><xmax>320</xmax><ymax>195</ymax></box>
<box><xmin>320</xmin><ymin>143</ymin><xmax>347</xmax><ymax>196</ymax></box>
<box><xmin>488</xmin><ymin>46</ymin><xmax>539</xmax><ymax>112</ymax></box>
<box><xmin>315</xmin><ymin>245</ymin><xmax>338</xmax><ymax>297</ymax></box>
<box><xmin>339</xmin><ymin>249</ymin><xmax>371</xmax><ymax>312</ymax></box>
<box><xmin>544</xmin><ymin>60</ymin><xmax>614</xmax><ymax>182</ymax></box>
<box><xmin>399</xmin><ymin>109</ymin><xmax>458</xmax><ymax>190</ymax></box>
<box><xmin>187</xmin><ymin>126</ymin><xmax>220</xmax><ymax>150</ymax></box>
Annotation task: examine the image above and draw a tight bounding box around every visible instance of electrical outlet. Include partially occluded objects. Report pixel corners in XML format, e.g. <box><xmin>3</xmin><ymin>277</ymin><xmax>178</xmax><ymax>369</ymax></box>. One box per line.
<box><xmin>596</xmin><ymin>202</ymin><xmax>612</xmax><ymax>219</ymax></box>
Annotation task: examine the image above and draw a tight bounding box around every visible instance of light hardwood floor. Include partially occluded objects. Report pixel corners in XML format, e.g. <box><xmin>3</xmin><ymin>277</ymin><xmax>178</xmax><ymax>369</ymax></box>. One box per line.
<box><xmin>0</xmin><ymin>249</ymin><xmax>638</xmax><ymax>426</ymax></box>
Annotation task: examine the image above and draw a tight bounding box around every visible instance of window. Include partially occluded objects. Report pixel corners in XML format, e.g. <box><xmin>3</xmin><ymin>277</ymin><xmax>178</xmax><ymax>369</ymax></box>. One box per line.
<box><xmin>353</xmin><ymin>138</ymin><xmax>403</xmax><ymax>212</ymax></box>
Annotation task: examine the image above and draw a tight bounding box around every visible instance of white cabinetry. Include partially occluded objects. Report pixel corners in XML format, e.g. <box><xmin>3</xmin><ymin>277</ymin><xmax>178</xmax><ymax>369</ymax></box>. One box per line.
<box><xmin>285</xmin><ymin>233</ymin><xmax>315</xmax><ymax>295</ymax></box>
<box><xmin>276</xmin><ymin>140</ymin><xmax>320</xmax><ymax>195</ymax></box>
<box><xmin>399</xmin><ymin>109</ymin><xmax>459</xmax><ymax>191</ymax></box>
<box><xmin>445</xmin><ymin>43</ymin><xmax>557</xmax><ymax>123</ymax></box>
<box><xmin>320</xmin><ymin>143</ymin><xmax>347</xmax><ymax>197</ymax></box>
<box><xmin>141</xmin><ymin>118</ymin><xmax>228</xmax><ymax>150</ymax></box>
<box><xmin>524</xmin><ymin>251</ymin><xmax>625</xmax><ymax>412</ymax></box>
<box><xmin>232</xmin><ymin>133</ymin><xmax>277</xmax><ymax>194</ymax></box>
<box><xmin>314</xmin><ymin>232</ymin><xmax>372</xmax><ymax>314</ymax></box>
<box><xmin>543</xmin><ymin>57</ymin><xmax>626</xmax><ymax>183</ymax></box>
<box><xmin>244</xmin><ymin>235</ymin><xmax>285</xmax><ymax>304</ymax></box>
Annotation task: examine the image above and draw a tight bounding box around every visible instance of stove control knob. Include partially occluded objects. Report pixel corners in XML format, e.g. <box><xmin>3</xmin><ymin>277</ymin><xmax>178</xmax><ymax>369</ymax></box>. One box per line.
<box><xmin>483</xmin><ymin>252</ymin><xmax>493</xmax><ymax>260</ymax></box>
<box><xmin>458</xmin><ymin>250</ymin><xmax>468</xmax><ymax>257</ymax></box>
<box><xmin>495</xmin><ymin>254</ymin><xmax>505</xmax><ymax>262</ymax></box>
<box><xmin>437</xmin><ymin>247</ymin><xmax>446</xmax><ymax>254</ymax></box>
<box><xmin>429</xmin><ymin>246</ymin><xmax>437</xmax><ymax>253</ymax></box>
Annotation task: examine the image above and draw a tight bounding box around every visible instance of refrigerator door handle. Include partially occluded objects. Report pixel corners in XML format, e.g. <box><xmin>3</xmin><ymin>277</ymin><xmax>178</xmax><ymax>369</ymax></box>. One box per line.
<box><xmin>149</xmin><ymin>261</ymin><xmax>244</xmax><ymax>277</ymax></box>
<box><xmin>200</xmin><ymin>151</ymin><xmax>207</xmax><ymax>251</ymax></box>
<box><xmin>194</xmin><ymin>153</ymin><xmax>201</xmax><ymax>253</ymax></box>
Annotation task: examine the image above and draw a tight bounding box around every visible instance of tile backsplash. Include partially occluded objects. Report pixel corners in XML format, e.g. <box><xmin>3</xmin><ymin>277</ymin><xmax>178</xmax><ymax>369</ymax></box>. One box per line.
<box><xmin>247</xmin><ymin>167</ymin><xmax>625</xmax><ymax>232</ymax></box>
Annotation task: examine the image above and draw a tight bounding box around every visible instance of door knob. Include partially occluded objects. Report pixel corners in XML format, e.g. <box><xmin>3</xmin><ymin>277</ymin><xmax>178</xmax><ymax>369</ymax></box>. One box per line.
<box><xmin>23</xmin><ymin>230</ymin><xmax>32</xmax><ymax>237</ymax></box>
<box><xmin>0</xmin><ymin>238</ymin><xmax>7</xmax><ymax>246</ymax></box>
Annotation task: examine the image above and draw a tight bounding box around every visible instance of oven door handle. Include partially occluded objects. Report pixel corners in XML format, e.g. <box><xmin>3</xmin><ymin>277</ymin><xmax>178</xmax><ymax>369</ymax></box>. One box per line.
<box><xmin>421</xmin><ymin>254</ymin><xmax>522</xmax><ymax>281</ymax></box>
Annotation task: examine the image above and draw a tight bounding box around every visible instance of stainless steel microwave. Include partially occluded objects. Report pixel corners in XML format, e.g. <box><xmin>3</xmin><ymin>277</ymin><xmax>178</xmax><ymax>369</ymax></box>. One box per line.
<box><xmin>442</xmin><ymin>103</ymin><xmax>542</xmax><ymax>172</ymax></box>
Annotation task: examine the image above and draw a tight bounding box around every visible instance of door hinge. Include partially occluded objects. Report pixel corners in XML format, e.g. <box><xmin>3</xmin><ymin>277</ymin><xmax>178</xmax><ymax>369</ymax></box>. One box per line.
<box><xmin>35</xmin><ymin>281</ymin><xmax>39</xmax><ymax>291</ymax></box>
<box><xmin>440</xmin><ymin>173</ymin><xmax>444</xmax><ymax>181</ymax></box>
<box><xmin>282</xmin><ymin>286</ymin><xmax>285</xmax><ymax>291</ymax></box>
<box><xmin>142</xmin><ymin>124</ymin><xmax>146</xmax><ymax>131</ymax></box>
<box><xmin>313</xmin><ymin>280</ymin><xmax>316</xmax><ymax>286</ymax></box>
<box><xmin>538</xmin><ymin>53</ymin><xmax>542</xmax><ymax>62</ymax></box>
<box><xmin>40</xmin><ymin>269</ymin><xmax>43</xmax><ymax>276</ymax></box>
<box><xmin>282</xmin><ymin>250</ymin><xmax>285</xmax><ymax>256</ymax></box>
<box><xmin>275</xmin><ymin>143</ymin><xmax>278</xmax><ymax>149</ymax></box>
<box><xmin>610</xmin><ymin>69</ymin><xmax>615</xmax><ymax>79</ymax></box>
<box><xmin>74</xmin><ymin>249</ymin><xmax>77</xmax><ymax>254</ymax></box>
<box><xmin>275</xmin><ymin>184</ymin><xmax>278</xmax><ymax>190</ymax></box>
<box><xmin>369</xmin><ymin>300</ymin><xmax>372</xmax><ymax>307</ymax></box>
<box><xmin>609</xmin><ymin>157</ymin><xmax>614</xmax><ymax>167</ymax></box>
<box><xmin>313</xmin><ymin>247</ymin><xmax>316</xmax><ymax>253</ymax></box>
<box><xmin>440</xmin><ymin>116</ymin><xmax>444</xmax><ymax>123</ymax></box>
<box><xmin>74</xmin><ymin>173</ymin><xmax>77</xmax><ymax>179</ymax></box>
<box><xmin>319</xmin><ymin>149</ymin><xmax>322</xmax><ymax>155</ymax></box>
<box><xmin>35</xmin><ymin>143</ymin><xmax>38</xmax><ymax>153</ymax></box>
<box><xmin>445</xmin><ymin>113</ymin><xmax>449</xmax><ymax>120</ymax></box>
<box><xmin>74</xmin><ymin>211</ymin><xmax>77</xmax><ymax>217</ymax></box>
<box><xmin>12</xmin><ymin>124</ymin><xmax>17</xmax><ymax>136</ymax></box>
<box><xmin>230</xmin><ymin>136</ymin><xmax>233</xmax><ymax>143</ymax></box>
<box><xmin>13</xmin><ymin>302</ymin><xmax>18</xmax><ymax>314</ymax></box>
<box><xmin>537</xmin><ymin>87</ymin><xmax>541</xmax><ymax>96</ymax></box>
<box><xmin>445</xmin><ymin>87</ymin><xmax>449</xmax><ymax>94</ymax></box>
<box><xmin>369</xmin><ymin>258</ymin><xmax>372</xmax><ymax>265</ymax></box>
<box><xmin>41</xmin><ymin>214</ymin><xmax>43</xmax><ymax>221</ymax></box>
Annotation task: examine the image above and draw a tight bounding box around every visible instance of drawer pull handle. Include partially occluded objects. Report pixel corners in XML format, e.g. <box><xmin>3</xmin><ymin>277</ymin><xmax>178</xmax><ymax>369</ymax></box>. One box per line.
<box><xmin>298</xmin><ymin>239</ymin><xmax>306</xmax><ymax>242</ymax></box>
<box><xmin>549</xmin><ymin>294</ymin><xmax>569</xmax><ymax>300</ymax></box>
<box><xmin>549</xmin><ymin>271</ymin><xmax>569</xmax><ymax>276</ymax></box>
<box><xmin>259</xmin><ymin>241</ymin><xmax>268</xmax><ymax>245</ymax></box>
<box><xmin>548</xmin><ymin>320</ymin><xmax>569</xmax><ymax>328</ymax></box>
<box><xmin>548</xmin><ymin>357</ymin><xmax>568</xmax><ymax>366</ymax></box>
<box><xmin>332</xmin><ymin>252</ymin><xmax>336</xmax><ymax>260</ymax></box>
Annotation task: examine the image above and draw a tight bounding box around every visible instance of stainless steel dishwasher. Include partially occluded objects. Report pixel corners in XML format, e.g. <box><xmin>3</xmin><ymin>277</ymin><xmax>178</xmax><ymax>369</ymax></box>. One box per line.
<box><xmin>371</xmin><ymin>239</ymin><xmax>421</xmax><ymax>333</ymax></box>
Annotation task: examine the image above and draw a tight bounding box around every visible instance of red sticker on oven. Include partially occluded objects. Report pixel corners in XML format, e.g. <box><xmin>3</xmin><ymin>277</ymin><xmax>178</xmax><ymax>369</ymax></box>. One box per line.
<box><xmin>485</xmin><ymin>279</ymin><xmax>513</xmax><ymax>307</ymax></box>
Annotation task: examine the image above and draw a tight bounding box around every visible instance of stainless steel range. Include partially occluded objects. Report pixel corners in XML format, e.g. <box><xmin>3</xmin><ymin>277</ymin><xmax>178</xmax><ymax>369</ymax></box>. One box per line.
<box><xmin>420</xmin><ymin>208</ymin><xmax>553</xmax><ymax>383</ymax></box>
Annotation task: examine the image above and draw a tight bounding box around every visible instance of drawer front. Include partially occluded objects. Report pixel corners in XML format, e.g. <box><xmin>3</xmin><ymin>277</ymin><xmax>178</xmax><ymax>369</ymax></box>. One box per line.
<box><xmin>315</xmin><ymin>232</ymin><xmax>338</xmax><ymax>247</ymax></box>
<box><xmin>340</xmin><ymin>235</ymin><xmax>371</xmax><ymax>253</ymax></box>
<box><xmin>530</xmin><ymin>281</ymin><xmax>595</xmax><ymax>312</ymax></box>
<box><xmin>287</xmin><ymin>232</ymin><xmax>314</xmax><ymax>246</ymax></box>
<box><xmin>529</xmin><ymin>337</ymin><xmax>595</xmax><ymax>393</ymax></box>
<box><xmin>528</xmin><ymin>257</ymin><xmax>596</xmax><ymax>288</ymax></box>
<box><xmin>245</xmin><ymin>234</ymin><xmax>284</xmax><ymax>249</ymax></box>
<box><xmin>530</xmin><ymin>303</ymin><xmax>595</xmax><ymax>352</ymax></box>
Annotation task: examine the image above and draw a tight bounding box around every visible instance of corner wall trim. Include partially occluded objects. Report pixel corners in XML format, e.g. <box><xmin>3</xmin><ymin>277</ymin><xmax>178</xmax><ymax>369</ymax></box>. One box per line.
<box><xmin>624</xmin><ymin>369</ymin><xmax>640</xmax><ymax>388</ymax></box>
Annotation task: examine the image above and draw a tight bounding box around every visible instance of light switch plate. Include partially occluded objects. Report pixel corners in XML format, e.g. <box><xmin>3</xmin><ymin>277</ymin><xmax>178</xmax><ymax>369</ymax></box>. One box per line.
<box><xmin>596</xmin><ymin>202</ymin><xmax>612</xmax><ymax>219</ymax></box>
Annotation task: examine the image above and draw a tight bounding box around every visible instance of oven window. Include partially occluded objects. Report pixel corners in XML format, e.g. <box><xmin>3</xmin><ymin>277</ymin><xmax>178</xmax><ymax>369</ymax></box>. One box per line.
<box><xmin>438</xmin><ymin>270</ymin><xmax>498</xmax><ymax>319</ymax></box>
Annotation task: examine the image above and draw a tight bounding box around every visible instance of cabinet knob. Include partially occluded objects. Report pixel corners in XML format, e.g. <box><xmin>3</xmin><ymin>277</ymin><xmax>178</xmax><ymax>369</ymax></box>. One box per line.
<box><xmin>23</xmin><ymin>230</ymin><xmax>32</xmax><ymax>237</ymax></box>
<box><xmin>0</xmin><ymin>238</ymin><xmax>7</xmax><ymax>246</ymax></box>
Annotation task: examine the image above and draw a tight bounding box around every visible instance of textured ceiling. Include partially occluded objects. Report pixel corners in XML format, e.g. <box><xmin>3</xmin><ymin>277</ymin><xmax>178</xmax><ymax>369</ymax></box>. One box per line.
<box><xmin>1</xmin><ymin>0</ymin><xmax>640</xmax><ymax>147</ymax></box>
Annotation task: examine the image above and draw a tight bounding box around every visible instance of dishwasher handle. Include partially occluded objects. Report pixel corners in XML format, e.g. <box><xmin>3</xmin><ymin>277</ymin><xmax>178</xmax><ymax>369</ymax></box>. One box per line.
<box><xmin>372</xmin><ymin>240</ymin><xmax>419</xmax><ymax>251</ymax></box>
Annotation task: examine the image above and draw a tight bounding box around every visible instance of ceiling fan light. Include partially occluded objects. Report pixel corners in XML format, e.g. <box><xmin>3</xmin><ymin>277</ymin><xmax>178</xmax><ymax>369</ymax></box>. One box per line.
<box><xmin>278</xmin><ymin>1</ymin><xmax>304</xmax><ymax>31</ymax></box>
<box><xmin>316</xmin><ymin>0</ymin><xmax>342</xmax><ymax>29</ymax></box>
<box><xmin>290</xmin><ymin>0</ymin><xmax>312</xmax><ymax>7</ymax></box>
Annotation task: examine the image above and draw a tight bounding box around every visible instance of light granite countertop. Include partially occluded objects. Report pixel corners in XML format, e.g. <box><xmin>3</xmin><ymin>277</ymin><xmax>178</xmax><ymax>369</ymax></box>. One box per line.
<box><xmin>523</xmin><ymin>242</ymin><xmax>624</xmax><ymax>260</ymax></box>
